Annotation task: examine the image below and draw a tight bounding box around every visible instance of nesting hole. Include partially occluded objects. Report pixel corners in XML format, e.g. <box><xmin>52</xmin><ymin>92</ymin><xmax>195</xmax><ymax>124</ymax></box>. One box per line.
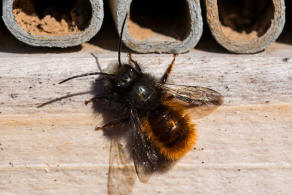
<box><xmin>218</xmin><ymin>0</ymin><xmax>274</xmax><ymax>42</ymax></box>
<box><xmin>13</xmin><ymin>0</ymin><xmax>92</xmax><ymax>36</ymax></box>
<box><xmin>128</xmin><ymin>0</ymin><xmax>191</xmax><ymax>42</ymax></box>
<box><xmin>277</xmin><ymin>0</ymin><xmax>292</xmax><ymax>44</ymax></box>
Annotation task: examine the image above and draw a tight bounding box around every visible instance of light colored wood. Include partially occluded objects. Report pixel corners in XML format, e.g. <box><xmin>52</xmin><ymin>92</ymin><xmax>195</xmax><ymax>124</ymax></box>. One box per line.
<box><xmin>0</xmin><ymin>53</ymin><xmax>292</xmax><ymax>194</ymax></box>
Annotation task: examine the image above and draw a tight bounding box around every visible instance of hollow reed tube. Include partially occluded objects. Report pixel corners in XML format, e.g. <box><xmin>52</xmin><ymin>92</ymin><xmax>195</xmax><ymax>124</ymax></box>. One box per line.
<box><xmin>205</xmin><ymin>0</ymin><xmax>285</xmax><ymax>53</ymax></box>
<box><xmin>2</xmin><ymin>0</ymin><xmax>104</xmax><ymax>47</ymax></box>
<box><xmin>109</xmin><ymin>0</ymin><xmax>203</xmax><ymax>53</ymax></box>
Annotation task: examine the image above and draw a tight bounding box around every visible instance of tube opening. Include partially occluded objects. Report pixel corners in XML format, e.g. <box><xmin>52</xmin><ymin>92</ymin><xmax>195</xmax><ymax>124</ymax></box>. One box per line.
<box><xmin>218</xmin><ymin>0</ymin><xmax>274</xmax><ymax>42</ymax></box>
<box><xmin>128</xmin><ymin>0</ymin><xmax>191</xmax><ymax>42</ymax></box>
<box><xmin>13</xmin><ymin>0</ymin><xmax>92</xmax><ymax>36</ymax></box>
<box><xmin>277</xmin><ymin>0</ymin><xmax>292</xmax><ymax>44</ymax></box>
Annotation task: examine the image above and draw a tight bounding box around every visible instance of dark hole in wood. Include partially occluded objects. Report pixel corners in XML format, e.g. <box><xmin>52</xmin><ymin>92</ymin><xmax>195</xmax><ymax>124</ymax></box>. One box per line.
<box><xmin>218</xmin><ymin>0</ymin><xmax>274</xmax><ymax>41</ymax></box>
<box><xmin>129</xmin><ymin>0</ymin><xmax>191</xmax><ymax>42</ymax></box>
<box><xmin>13</xmin><ymin>0</ymin><xmax>92</xmax><ymax>35</ymax></box>
<box><xmin>277</xmin><ymin>0</ymin><xmax>292</xmax><ymax>44</ymax></box>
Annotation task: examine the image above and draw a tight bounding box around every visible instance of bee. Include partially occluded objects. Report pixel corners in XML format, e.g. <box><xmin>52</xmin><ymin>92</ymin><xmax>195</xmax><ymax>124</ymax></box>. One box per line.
<box><xmin>39</xmin><ymin>14</ymin><xmax>223</xmax><ymax>194</ymax></box>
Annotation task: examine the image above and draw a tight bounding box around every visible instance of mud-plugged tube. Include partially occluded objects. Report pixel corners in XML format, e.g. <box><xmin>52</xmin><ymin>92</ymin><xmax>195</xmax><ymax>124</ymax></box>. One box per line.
<box><xmin>2</xmin><ymin>0</ymin><xmax>104</xmax><ymax>47</ymax></box>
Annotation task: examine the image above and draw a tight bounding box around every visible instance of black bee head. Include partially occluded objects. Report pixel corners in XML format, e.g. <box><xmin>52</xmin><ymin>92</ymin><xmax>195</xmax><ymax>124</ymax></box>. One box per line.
<box><xmin>113</xmin><ymin>64</ymin><xmax>140</xmax><ymax>90</ymax></box>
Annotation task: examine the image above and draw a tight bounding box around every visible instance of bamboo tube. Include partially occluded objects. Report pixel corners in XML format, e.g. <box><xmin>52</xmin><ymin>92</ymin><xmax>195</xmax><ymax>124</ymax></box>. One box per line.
<box><xmin>205</xmin><ymin>0</ymin><xmax>285</xmax><ymax>53</ymax></box>
<box><xmin>109</xmin><ymin>0</ymin><xmax>203</xmax><ymax>54</ymax></box>
<box><xmin>2</xmin><ymin>0</ymin><xmax>104</xmax><ymax>47</ymax></box>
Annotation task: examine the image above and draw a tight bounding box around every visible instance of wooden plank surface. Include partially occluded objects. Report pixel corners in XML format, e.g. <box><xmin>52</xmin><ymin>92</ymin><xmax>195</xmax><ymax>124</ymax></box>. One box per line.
<box><xmin>0</xmin><ymin>53</ymin><xmax>292</xmax><ymax>195</ymax></box>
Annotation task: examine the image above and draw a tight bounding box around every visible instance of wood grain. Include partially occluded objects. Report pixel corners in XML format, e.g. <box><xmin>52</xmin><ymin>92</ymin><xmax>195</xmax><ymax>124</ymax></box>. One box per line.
<box><xmin>0</xmin><ymin>53</ymin><xmax>291</xmax><ymax>194</ymax></box>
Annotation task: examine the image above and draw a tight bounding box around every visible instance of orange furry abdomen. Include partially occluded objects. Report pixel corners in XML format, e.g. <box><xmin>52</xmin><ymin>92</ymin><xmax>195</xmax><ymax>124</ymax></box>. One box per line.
<box><xmin>141</xmin><ymin>103</ymin><xmax>197</xmax><ymax>160</ymax></box>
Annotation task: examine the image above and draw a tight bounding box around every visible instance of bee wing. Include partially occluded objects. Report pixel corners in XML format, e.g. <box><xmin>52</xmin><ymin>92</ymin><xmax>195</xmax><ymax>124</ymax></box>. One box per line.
<box><xmin>107</xmin><ymin>138</ymin><xmax>136</xmax><ymax>195</ymax></box>
<box><xmin>131</xmin><ymin>134</ymin><xmax>153</xmax><ymax>183</ymax></box>
<box><xmin>161</xmin><ymin>84</ymin><xmax>223</xmax><ymax>119</ymax></box>
<box><xmin>130</xmin><ymin>109</ymin><xmax>174</xmax><ymax>183</ymax></box>
<box><xmin>130</xmin><ymin>110</ymin><xmax>154</xmax><ymax>183</ymax></box>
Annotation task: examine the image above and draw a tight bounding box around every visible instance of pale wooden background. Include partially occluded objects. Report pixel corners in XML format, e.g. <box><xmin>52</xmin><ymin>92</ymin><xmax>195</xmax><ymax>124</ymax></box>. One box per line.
<box><xmin>0</xmin><ymin>43</ymin><xmax>292</xmax><ymax>195</ymax></box>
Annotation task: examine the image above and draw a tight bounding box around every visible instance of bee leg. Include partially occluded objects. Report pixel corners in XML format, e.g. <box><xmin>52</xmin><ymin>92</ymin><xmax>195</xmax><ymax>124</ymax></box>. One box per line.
<box><xmin>95</xmin><ymin>118</ymin><xmax>129</xmax><ymax>131</ymax></box>
<box><xmin>90</xmin><ymin>53</ymin><xmax>103</xmax><ymax>72</ymax></box>
<box><xmin>84</xmin><ymin>95</ymin><xmax>111</xmax><ymax>105</ymax></box>
<box><xmin>160</xmin><ymin>54</ymin><xmax>177</xmax><ymax>84</ymax></box>
<box><xmin>84</xmin><ymin>97</ymin><xmax>97</xmax><ymax>105</ymax></box>
<box><xmin>128</xmin><ymin>53</ymin><xmax>141</xmax><ymax>72</ymax></box>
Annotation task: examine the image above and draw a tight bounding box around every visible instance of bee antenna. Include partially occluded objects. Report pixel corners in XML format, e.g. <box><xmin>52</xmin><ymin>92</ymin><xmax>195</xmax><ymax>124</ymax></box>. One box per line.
<box><xmin>118</xmin><ymin>13</ymin><xmax>128</xmax><ymax>67</ymax></box>
<box><xmin>59</xmin><ymin>72</ymin><xmax>113</xmax><ymax>84</ymax></box>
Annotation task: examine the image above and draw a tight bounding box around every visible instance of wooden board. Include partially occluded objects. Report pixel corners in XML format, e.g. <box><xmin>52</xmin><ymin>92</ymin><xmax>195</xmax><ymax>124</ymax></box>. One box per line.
<box><xmin>0</xmin><ymin>53</ymin><xmax>292</xmax><ymax>194</ymax></box>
